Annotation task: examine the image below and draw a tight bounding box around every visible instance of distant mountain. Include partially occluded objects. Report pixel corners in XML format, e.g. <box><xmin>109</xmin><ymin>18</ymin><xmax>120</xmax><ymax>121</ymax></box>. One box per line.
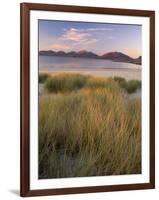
<box><xmin>76</xmin><ymin>50</ymin><xmax>98</xmax><ymax>58</ymax></box>
<box><xmin>39</xmin><ymin>50</ymin><xmax>66</xmax><ymax>56</ymax></box>
<box><xmin>39</xmin><ymin>50</ymin><xmax>141</xmax><ymax>65</ymax></box>
<box><xmin>133</xmin><ymin>56</ymin><xmax>142</xmax><ymax>65</ymax></box>
<box><xmin>39</xmin><ymin>50</ymin><xmax>98</xmax><ymax>59</ymax></box>
<box><xmin>101</xmin><ymin>52</ymin><xmax>134</xmax><ymax>63</ymax></box>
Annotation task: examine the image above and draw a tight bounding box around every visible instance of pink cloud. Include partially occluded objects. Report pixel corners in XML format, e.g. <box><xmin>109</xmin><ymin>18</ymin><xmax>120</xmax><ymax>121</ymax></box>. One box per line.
<box><xmin>48</xmin><ymin>44</ymin><xmax>70</xmax><ymax>51</ymax></box>
<box><xmin>61</xmin><ymin>28</ymin><xmax>91</xmax><ymax>42</ymax></box>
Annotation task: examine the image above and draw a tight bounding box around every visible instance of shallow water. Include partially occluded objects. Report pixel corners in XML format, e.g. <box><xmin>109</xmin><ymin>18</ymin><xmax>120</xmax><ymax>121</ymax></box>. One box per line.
<box><xmin>39</xmin><ymin>55</ymin><xmax>141</xmax><ymax>70</ymax></box>
<box><xmin>39</xmin><ymin>55</ymin><xmax>141</xmax><ymax>80</ymax></box>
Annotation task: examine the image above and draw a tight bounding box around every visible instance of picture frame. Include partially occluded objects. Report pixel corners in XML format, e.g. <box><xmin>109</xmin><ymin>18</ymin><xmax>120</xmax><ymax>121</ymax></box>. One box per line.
<box><xmin>20</xmin><ymin>2</ymin><xmax>155</xmax><ymax>197</ymax></box>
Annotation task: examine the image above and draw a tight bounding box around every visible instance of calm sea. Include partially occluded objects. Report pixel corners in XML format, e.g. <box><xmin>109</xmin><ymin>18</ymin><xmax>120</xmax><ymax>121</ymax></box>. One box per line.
<box><xmin>39</xmin><ymin>55</ymin><xmax>141</xmax><ymax>72</ymax></box>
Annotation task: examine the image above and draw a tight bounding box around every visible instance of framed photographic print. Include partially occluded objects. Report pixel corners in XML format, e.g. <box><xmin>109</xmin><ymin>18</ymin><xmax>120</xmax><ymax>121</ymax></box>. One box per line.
<box><xmin>20</xmin><ymin>3</ymin><xmax>155</xmax><ymax>197</ymax></box>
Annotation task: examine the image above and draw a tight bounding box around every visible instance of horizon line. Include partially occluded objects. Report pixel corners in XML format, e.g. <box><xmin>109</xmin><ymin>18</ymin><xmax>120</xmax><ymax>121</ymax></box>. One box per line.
<box><xmin>39</xmin><ymin>49</ymin><xmax>141</xmax><ymax>59</ymax></box>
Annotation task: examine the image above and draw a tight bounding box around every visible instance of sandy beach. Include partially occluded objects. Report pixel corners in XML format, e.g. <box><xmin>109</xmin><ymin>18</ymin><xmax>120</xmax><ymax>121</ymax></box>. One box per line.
<box><xmin>40</xmin><ymin>68</ymin><xmax>141</xmax><ymax>81</ymax></box>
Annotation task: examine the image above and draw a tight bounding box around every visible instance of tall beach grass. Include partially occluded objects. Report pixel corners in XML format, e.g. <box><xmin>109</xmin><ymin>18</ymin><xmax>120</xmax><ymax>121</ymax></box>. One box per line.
<box><xmin>39</xmin><ymin>73</ymin><xmax>141</xmax><ymax>178</ymax></box>
<box><xmin>45</xmin><ymin>73</ymin><xmax>89</xmax><ymax>93</ymax></box>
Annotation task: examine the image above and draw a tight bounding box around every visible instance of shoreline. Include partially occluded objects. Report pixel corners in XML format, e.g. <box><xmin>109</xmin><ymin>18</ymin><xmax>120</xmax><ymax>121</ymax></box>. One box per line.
<box><xmin>39</xmin><ymin>68</ymin><xmax>141</xmax><ymax>80</ymax></box>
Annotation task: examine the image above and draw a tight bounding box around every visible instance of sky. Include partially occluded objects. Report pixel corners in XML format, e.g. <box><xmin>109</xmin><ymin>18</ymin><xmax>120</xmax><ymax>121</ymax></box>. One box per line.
<box><xmin>39</xmin><ymin>20</ymin><xmax>142</xmax><ymax>59</ymax></box>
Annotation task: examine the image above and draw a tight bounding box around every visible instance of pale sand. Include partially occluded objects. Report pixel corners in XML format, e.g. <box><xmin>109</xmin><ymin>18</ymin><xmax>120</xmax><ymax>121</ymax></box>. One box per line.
<box><xmin>40</xmin><ymin>69</ymin><xmax>141</xmax><ymax>80</ymax></box>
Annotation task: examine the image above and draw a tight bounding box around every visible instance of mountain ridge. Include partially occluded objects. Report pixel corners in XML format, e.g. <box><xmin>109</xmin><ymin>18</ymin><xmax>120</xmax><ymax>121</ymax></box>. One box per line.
<box><xmin>39</xmin><ymin>50</ymin><xmax>141</xmax><ymax>65</ymax></box>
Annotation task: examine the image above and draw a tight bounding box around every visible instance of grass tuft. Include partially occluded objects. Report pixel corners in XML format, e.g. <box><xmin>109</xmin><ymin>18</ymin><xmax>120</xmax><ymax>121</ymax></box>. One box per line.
<box><xmin>39</xmin><ymin>73</ymin><xmax>50</xmax><ymax>83</ymax></box>
<box><xmin>45</xmin><ymin>73</ymin><xmax>89</xmax><ymax>93</ymax></box>
<box><xmin>114</xmin><ymin>76</ymin><xmax>141</xmax><ymax>94</ymax></box>
<box><xmin>125</xmin><ymin>80</ymin><xmax>141</xmax><ymax>94</ymax></box>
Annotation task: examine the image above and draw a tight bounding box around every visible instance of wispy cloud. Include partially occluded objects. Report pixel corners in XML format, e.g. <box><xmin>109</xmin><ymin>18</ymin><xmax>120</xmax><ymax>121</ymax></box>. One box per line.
<box><xmin>107</xmin><ymin>36</ymin><xmax>114</xmax><ymax>40</ymax></box>
<box><xmin>86</xmin><ymin>28</ymin><xmax>114</xmax><ymax>31</ymax></box>
<box><xmin>64</xmin><ymin>28</ymin><xmax>114</xmax><ymax>32</ymax></box>
<box><xmin>61</xmin><ymin>28</ymin><xmax>91</xmax><ymax>42</ymax></box>
<box><xmin>59</xmin><ymin>28</ymin><xmax>99</xmax><ymax>48</ymax></box>
<box><xmin>60</xmin><ymin>27</ymin><xmax>114</xmax><ymax>44</ymax></box>
<box><xmin>47</xmin><ymin>27</ymin><xmax>114</xmax><ymax>52</ymax></box>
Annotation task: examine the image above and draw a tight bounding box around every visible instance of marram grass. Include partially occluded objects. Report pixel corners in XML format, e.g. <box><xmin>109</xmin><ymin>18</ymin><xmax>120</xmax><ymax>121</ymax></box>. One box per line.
<box><xmin>38</xmin><ymin>73</ymin><xmax>141</xmax><ymax>178</ymax></box>
<box><xmin>39</xmin><ymin>73</ymin><xmax>50</xmax><ymax>83</ymax></box>
<box><xmin>113</xmin><ymin>76</ymin><xmax>141</xmax><ymax>93</ymax></box>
